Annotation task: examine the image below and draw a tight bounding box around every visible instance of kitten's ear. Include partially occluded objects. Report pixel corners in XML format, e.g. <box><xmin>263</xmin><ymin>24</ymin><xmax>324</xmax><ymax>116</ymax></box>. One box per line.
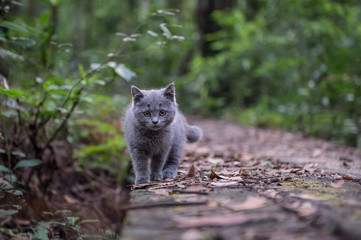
<box><xmin>163</xmin><ymin>83</ymin><xmax>175</xmax><ymax>101</ymax></box>
<box><xmin>131</xmin><ymin>86</ymin><xmax>144</xmax><ymax>103</ymax></box>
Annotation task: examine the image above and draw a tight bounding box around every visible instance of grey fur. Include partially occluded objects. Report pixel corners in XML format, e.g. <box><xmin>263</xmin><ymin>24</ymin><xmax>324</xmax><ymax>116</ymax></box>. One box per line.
<box><xmin>123</xmin><ymin>83</ymin><xmax>202</xmax><ymax>184</ymax></box>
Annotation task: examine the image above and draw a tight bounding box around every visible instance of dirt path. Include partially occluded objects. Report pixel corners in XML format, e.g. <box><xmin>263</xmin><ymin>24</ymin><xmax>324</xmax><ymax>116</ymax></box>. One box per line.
<box><xmin>121</xmin><ymin>119</ymin><xmax>361</xmax><ymax>240</ymax></box>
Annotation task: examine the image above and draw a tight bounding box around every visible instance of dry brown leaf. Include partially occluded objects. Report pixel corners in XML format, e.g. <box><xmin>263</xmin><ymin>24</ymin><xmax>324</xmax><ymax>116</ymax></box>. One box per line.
<box><xmin>333</xmin><ymin>173</ymin><xmax>343</xmax><ymax>180</ymax></box>
<box><xmin>131</xmin><ymin>183</ymin><xmax>152</xmax><ymax>190</ymax></box>
<box><xmin>15</xmin><ymin>219</ymin><xmax>31</xmax><ymax>225</ymax></box>
<box><xmin>64</xmin><ymin>195</ymin><xmax>76</xmax><ymax>204</ymax></box>
<box><xmin>290</xmin><ymin>168</ymin><xmax>302</xmax><ymax>173</ymax></box>
<box><xmin>303</xmin><ymin>163</ymin><xmax>317</xmax><ymax>174</ymax></box>
<box><xmin>187</xmin><ymin>165</ymin><xmax>195</xmax><ymax>178</ymax></box>
<box><xmin>210</xmin><ymin>170</ymin><xmax>222</xmax><ymax>180</ymax></box>
<box><xmin>226</xmin><ymin>196</ymin><xmax>268</xmax><ymax>211</ymax></box>
<box><xmin>329</xmin><ymin>180</ymin><xmax>345</xmax><ymax>188</ymax></box>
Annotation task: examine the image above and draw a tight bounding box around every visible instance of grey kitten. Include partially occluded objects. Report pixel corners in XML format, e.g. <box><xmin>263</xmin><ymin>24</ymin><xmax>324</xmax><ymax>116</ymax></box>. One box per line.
<box><xmin>124</xmin><ymin>83</ymin><xmax>202</xmax><ymax>184</ymax></box>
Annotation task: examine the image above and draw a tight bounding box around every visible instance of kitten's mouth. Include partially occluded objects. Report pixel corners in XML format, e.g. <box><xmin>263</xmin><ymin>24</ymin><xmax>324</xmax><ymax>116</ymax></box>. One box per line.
<box><xmin>147</xmin><ymin>125</ymin><xmax>163</xmax><ymax>131</ymax></box>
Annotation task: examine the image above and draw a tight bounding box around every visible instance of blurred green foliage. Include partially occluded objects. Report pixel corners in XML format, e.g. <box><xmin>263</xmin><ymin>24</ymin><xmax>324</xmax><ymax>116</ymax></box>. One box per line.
<box><xmin>181</xmin><ymin>0</ymin><xmax>361</xmax><ymax>147</ymax></box>
<box><xmin>1</xmin><ymin>0</ymin><xmax>361</xmax><ymax>177</ymax></box>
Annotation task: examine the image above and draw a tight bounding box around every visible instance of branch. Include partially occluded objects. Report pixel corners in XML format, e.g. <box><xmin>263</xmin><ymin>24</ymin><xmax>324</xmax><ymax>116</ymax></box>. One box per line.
<box><xmin>41</xmin><ymin>88</ymin><xmax>83</xmax><ymax>155</ymax></box>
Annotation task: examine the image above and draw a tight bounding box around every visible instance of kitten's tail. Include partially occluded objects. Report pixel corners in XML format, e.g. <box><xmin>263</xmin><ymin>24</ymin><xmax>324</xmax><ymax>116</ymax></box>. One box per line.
<box><xmin>185</xmin><ymin>124</ymin><xmax>202</xmax><ymax>143</ymax></box>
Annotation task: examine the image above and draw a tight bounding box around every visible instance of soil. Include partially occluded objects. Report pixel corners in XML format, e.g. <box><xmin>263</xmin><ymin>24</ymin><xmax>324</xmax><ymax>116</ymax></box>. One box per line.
<box><xmin>122</xmin><ymin>118</ymin><xmax>361</xmax><ymax>240</ymax></box>
<box><xmin>1</xmin><ymin>118</ymin><xmax>361</xmax><ymax>239</ymax></box>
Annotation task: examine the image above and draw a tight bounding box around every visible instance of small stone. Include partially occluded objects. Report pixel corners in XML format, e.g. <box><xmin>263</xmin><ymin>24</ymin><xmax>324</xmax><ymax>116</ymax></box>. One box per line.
<box><xmin>333</xmin><ymin>173</ymin><xmax>343</xmax><ymax>180</ymax></box>
<box><xmin>240</xmin><ymin>169</ymin><xmax>251</xmax><ymax>176</ymax></box>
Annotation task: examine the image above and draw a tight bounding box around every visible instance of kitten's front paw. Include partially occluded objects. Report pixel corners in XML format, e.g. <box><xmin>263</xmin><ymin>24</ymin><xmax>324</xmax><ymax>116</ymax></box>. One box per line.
<box><xmin>150</xmin><ymin>173</ymin><xmax>163</xmax><ymax>181</ymax></box>
<box><xmin>163</xmin><ymin>171</ymin><xmax>176</xmax><ymax>179</ymax></box>
<box><xmin>135</xmin><ymin>176</ymin><xmax>150</xmax><ymax>184</ymax></box>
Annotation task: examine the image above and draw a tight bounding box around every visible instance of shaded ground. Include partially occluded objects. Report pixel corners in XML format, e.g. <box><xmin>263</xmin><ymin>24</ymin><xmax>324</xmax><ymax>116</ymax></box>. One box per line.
<box><xmin>122</xmin><ymin>119</ymin><xmax>361</xmax><ymax>240</ymax></box>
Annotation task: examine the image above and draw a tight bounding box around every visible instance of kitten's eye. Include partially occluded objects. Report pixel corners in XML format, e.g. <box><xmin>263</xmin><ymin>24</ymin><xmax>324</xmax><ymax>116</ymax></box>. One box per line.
<box><xmin>159</xmin><ymin>110</ymin><xmax>167</xmax><ymax>116</ymax></box>
<box><xmin>143</xmin><ymin>111</ymin><xmax>151</xmax><ymax>117</ymax></box>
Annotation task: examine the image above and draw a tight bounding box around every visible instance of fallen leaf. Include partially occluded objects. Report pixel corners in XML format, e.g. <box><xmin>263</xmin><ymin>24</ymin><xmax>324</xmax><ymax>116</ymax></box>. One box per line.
<box><xmin>15</xmin><ymin>219</ymin><xmax>31</xmax><ymax>225</ymax></box>
<box><xmin>210</xmin><ymin>170</ymin><xmax>222</xmax><ymax>180</ymax></box>
<box><xmin>64</xmin><ymin>195</ymin><xmax>76</xmax><ymax>204</ymax></box>
<box><xmin>303</xmin><ymin>163</ymin><xmax>317</xmax><ymax>174</ymax></box>
<box><xmin>333</xmin><ymin>173</ymin><xmax>343</xmax><ymax>180</ymax></box>
<box><xmin>131</xmin><ymin>183</ymin><xmax>152</xmax><ymax>190</ymax></box>
<box><xmin>164</xmin><ymin>178</ymin><xmax>173</xmax><ymax>182</ymax></box>
<box><xmin>290</xmin><ymin>168</ymin><xmax>302</xmax><ymax>173</ymax></box>
<box><xmin>329</xmin><ymin>180</ymin><xmax>345</xmax><ymax>188</ymax></box>
<box><xmin>187</xmin><ymin>165</ymin><xmax>195</xmax><ymax>178</ymax></box>
<box><xmin>226</xmin><ymin>196</ymin><xmax>268</xmax><ymax>211</ymax></box>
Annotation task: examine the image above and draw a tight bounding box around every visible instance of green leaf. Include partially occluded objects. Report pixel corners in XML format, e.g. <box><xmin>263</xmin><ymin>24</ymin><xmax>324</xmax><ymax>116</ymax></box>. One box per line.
<box><xmin>7</xmin><ymin>189</ymin><xmax>23</xmax><ymax>196</ymax></box>
<box><xmin>0</xmin><ymin>21</ymin><xmax>28</xmax><ymax>32</ymax></box>
<box><xmin>0</xmin><ymin>165</ymin><xmax>12</xmax><ymax>173</ymax></box>
<box><xmin>11</xmin><ymin>151</ymin><xmax>26</xmax><ymax>158</ymax></box>
<box><xmin>0</xmin><ymin>88</ymin><xmax>24</xmax><ymax>98</ymax></box>
<box><xmin>147</xmin><ymin>30</ymin><xmax>158</xmax><ymax>37</ymax></box>
<box><xmin>66</xmin><ymin>216</ymin><xmax>80</xmax><ymax>226</ymax></box>
<box><xmin>0</xmin><ymin>209</ymin><xmax>18</xmax><ymax>218</ymax></box>
<box><xmin>78</xmin><ymin>64</ymin><xmax>87</xmax><ymax>82</ymax></box>
<box><xmin>49</xmin><ymin>0</ymin><xmax>61</xmax><ymax>6</ymax></box>
<box><xmin>0</xmin><ymin>48</ymin><xmax>24</xmax><ymax>61</ymax></box>
<box><xmin>12</xmin><ymin>37</ymin><xmax>36</xmax><ymax>48</ymax></box>
<box><xmin>55</xmin><ymin>209</ymin><xmax>72</xmax><ymax>214</ymax></box>
<box><xmin>114</xmin><ymin>64</ymin><xmax>136</xmax><ymax>82</ymax></box>
<box><xmin>160</xmin><ymin>23</ymin><xmax>172</xmax><ymax>39</ymax></box>
<box><xmin>13</xmin><ymin>159</ymin><xmax>42</xmax><ymax>169</ymax></box>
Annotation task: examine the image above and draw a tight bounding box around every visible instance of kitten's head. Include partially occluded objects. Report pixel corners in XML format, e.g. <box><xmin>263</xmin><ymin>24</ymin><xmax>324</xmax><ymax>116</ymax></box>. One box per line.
<box><xmin>131</xmin><ymin>83</ymin><xmax>177</xmax><ymax>131</ymax></box>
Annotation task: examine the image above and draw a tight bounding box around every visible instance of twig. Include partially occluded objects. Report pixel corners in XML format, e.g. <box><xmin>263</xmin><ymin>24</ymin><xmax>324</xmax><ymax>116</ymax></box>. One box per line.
<box><xmin>119</xmin><ymin>200</ymin><xmax>208</xmax><ymax>211</ymax></box>
<box><xmin>16</xmin><ymin>99</ymin><xmax>38</xmax><ymax>151</ymax></box>
<box><xmin>33</xmin><ymin>91</ymin><xmax>48</xmax><ymax>128</ymax></box>
<box><xmin>41</xmin><ymin>88</ymin><xmax>82</xmax><ymax>155</ymax></box>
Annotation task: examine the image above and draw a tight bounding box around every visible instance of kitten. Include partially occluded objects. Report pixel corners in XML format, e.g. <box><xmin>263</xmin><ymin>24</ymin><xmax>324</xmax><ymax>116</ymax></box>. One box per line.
<box><xmin>124</xmin><ymin>83</ymin><xmax>202</xmax><ymax>184</ymax></box>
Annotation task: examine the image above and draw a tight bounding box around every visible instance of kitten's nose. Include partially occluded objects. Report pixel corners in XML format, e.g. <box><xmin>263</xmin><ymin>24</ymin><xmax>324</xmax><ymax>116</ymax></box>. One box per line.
<box><xmin>152</xmin><ymin>120</ymin><xmax>158</xmax><ymax>125</ymax></box>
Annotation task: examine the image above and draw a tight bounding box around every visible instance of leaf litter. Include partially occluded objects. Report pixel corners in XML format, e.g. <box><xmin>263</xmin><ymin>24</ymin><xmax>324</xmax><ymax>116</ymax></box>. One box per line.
<box><xmin>124</xmin><ymin>119</ymin><xmax>361</xmax><ymax>239</ymax></box>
